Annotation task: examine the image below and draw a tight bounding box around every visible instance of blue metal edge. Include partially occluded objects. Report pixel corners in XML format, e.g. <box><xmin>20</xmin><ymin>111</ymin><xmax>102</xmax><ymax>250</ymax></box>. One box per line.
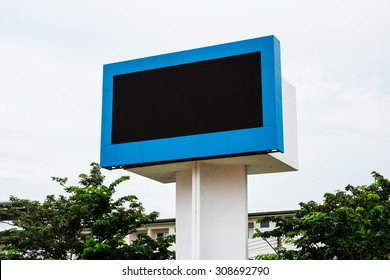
<box><xmin>100</xmin><ymin>35</ymin><xmax>283</xmax><ymax>168</ymax></box>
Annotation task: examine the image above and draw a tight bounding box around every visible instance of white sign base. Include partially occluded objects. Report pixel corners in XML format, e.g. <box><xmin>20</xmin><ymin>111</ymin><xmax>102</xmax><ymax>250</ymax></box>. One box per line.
<box><xmin>176</xmin><ymin>162</ymin><xmax>248</xmax><ymax>260</ymax></box>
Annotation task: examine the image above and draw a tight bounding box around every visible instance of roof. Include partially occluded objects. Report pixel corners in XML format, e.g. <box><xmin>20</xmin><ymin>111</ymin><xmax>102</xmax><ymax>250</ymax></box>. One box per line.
<box><xmin>149</xmin><ymin>210</ymin><xmax>298</xmax><ymax>224</ymax></box>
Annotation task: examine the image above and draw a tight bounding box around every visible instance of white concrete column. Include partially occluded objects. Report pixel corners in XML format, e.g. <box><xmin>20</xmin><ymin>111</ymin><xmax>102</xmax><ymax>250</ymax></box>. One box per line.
<box><xmin>176</xmin><ymin>168</ymin><xmax>192</xmax><ymax>260</ymax></box>
<box><xmin>176</xmin><ymin>162</ymin><xmax>248</xmax><ymax>260</ymax></box>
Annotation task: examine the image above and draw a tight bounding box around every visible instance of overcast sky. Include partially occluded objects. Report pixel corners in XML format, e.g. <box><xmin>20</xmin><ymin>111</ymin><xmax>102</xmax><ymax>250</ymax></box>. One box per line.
<box><xmin>1</xmin><ymin>0</ymin><xmax>389</xmax><ymax>218</ymax></box>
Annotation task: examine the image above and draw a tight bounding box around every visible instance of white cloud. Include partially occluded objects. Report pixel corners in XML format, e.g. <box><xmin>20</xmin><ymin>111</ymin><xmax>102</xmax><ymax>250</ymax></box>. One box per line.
<box><xmin>1</xmin><ymin>0</ymin><xmax>389</xmax><ymax>217</ymax></box>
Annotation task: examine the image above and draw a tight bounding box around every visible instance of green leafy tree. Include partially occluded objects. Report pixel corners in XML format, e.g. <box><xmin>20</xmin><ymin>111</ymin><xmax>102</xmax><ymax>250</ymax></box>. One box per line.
<box><xmin>0</xmin><ymin>163</ymin><xmax>175</xmax><ymax>260</ymax></box>
<box><xmin>254</xmin><ymin>172</ymin><xmax>390</xmax><ymax>260</ymax></box>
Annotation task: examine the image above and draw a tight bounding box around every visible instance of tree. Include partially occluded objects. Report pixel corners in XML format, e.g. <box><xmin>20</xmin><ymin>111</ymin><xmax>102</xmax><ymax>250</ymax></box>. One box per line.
<box><xmin>0</xmin><ymin>162</ymin><xmax>175</xmax><ymax>260</ymax></box>
<box><xmin>254</xmin><ymin>172</ymin><xmax>390</xmax><ymax>260</ymax></box>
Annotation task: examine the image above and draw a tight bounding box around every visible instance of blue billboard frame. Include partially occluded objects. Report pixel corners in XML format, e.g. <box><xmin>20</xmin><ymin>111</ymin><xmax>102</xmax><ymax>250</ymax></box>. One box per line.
<box><xmin>101</xmin><ymin>35</ymin><xmax>283</xmax><ymax>169</ymax></box>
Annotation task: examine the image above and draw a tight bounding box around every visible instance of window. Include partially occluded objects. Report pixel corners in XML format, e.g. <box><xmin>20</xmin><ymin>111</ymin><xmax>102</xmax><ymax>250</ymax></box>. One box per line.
<box><xmin>153</xmin><ymin>228</ymin><xmax>169</xmax><ymax>239</ymax></box>
<box><xmin>260</xmin><ymin>221</ymin><xmax>270</xmax><ymax>228</ymax></box>
<box><xmin>248</xmin><ymin>222</ymin><xmax>254</xmax><ymax>239</ymax></box>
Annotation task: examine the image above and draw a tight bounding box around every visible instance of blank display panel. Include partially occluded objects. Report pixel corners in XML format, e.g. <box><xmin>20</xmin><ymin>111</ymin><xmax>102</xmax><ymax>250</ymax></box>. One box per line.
<box><xmin>112</xmin><ymin>52</ymin><xmax>262</xmax><ymax>144</ymax></box>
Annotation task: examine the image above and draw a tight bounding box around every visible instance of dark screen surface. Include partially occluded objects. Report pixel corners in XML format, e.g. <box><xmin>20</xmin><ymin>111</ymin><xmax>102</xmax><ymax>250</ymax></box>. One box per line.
<box><xmin>112</xmin><ymin>52</ymin><xmax>262</xmax><ymax>144</ymax></box>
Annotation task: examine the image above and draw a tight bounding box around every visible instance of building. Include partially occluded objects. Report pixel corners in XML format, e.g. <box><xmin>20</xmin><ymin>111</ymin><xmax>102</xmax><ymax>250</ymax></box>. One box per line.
<box><xmin>128</xmin><ymin>209</ymin><xmax>297</xmax><ymax>259</ymax></box>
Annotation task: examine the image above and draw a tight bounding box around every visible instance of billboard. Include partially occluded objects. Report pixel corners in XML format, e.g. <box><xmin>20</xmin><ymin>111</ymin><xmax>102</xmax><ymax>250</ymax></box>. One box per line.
<box><xmin>101</xmin><ymin>35</ymin><xmax>283</xmax><ymax>169</ymax></box>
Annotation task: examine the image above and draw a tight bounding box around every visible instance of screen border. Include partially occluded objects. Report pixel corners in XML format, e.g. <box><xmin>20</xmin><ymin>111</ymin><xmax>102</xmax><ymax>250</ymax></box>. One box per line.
<box><xmin>101</xmin><ymin>35</ymin><xmax>283</xmax><ymax>169</ymax></box>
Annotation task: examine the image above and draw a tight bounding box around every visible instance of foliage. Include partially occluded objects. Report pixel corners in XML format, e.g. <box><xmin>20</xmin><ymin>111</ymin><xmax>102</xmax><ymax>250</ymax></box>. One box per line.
<box><xmin>79</xmin><ymin>234</ymin><xmax>175</xmax><ymax>260</ymax></box>
<box><xmin>255</xmin><ymin>253</ymin><xmax>285</xmax><ymax>260</ymax></box>
<box><xmin>0</xmin><ymin>163</ymin><xmax>175</xmax><ymax>260</ymax></box>
<box><xmin>254</xmin><ymin>172</ymin><xmax>390</xmax><ymax>260</ymax></box>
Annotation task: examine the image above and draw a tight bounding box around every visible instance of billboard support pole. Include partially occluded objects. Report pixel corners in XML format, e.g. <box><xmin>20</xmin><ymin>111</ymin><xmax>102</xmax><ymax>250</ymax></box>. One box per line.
<box><xmin>176</xmin><ymin>162</ymin><xmax>248</xmax><ymax>260</ymax></box>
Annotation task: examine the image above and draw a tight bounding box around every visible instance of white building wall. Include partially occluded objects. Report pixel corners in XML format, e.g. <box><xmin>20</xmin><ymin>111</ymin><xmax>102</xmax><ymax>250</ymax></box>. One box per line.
<box><xmin>128</xmin><ymin>212</ymin><xmax>296</xmax><ymax>259</ymax></box>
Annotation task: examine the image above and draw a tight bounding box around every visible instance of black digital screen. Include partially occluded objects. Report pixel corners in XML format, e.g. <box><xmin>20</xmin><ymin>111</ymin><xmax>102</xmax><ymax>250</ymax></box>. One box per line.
<box><xmin>112</xmin><ymin>52</ymin><xmax>262</xmax><ymax>144</ymax></box>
